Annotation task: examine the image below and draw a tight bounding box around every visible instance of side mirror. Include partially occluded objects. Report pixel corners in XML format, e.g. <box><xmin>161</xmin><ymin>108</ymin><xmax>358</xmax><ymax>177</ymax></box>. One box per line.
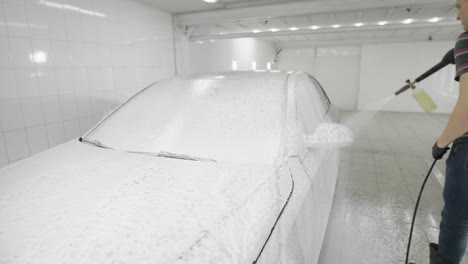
<box><xmin>305</xmin><ymin>123</ymin><xmax>354</xmax><ymax>148</ymax></box>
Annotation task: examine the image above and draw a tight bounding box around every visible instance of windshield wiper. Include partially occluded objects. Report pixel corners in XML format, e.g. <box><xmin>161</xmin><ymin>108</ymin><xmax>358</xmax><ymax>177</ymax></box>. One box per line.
<box><xmin>77</xmin><ymin>139</ymin><xmax>215</xmax><ymax>162</ymax></box>
<box><xmin>127</xmin><ymin>150</ymin><xmax>216</xmax><ymax>163</ymax></box>
<box><xmin>79</xmin><ymin>138</ymin><xmax>113</xmax><ymax>150</ymax></box>
<box><xmin>157</xmin><ymin>151</ymin><xmax>216</xmax><ymax>162</ymax></box>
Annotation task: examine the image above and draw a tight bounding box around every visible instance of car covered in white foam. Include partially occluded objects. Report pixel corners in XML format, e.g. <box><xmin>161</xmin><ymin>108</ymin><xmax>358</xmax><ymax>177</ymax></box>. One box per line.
<box><xmin>0</xmin><ymin>71</ymin><xmax>346</xmax><ymax>264</ymax></box>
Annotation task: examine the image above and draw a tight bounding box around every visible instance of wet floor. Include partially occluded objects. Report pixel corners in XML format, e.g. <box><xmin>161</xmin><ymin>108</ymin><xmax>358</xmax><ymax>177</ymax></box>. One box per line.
<box><xmin>318</xmin><ymin>111</ymin><xmax>468</xmax><ymax>264</ymax></box>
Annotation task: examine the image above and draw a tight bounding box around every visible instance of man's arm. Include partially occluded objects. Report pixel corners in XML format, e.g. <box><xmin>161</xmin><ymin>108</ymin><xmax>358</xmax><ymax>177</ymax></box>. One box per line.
<box><xmin>437</xmin><ymin>73</ymin><xmax>468</xmax><ymax>147</ymax></box>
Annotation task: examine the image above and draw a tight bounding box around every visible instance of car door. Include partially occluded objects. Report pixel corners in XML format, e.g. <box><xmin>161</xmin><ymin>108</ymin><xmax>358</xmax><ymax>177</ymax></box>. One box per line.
<box><xmin>255</xmin><ymin>73</ymin><xmax>339</xmax><ymax>264</ymax></box>
<box><xmin>282</xmin><ymin>73</ymin><xmax>339</xmax><ymax>264</ymax></box>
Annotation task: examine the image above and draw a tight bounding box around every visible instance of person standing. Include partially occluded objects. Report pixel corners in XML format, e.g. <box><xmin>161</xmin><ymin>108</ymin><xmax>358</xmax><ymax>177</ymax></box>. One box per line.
<box><xmin>430</xmin><ymin>0</ymin><xmax>468</xmax><ymax>263</ymax></box>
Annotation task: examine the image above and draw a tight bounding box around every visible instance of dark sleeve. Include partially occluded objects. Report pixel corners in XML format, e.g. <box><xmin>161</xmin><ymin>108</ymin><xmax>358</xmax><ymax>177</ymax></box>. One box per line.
<box><xmin>455</xmin><ymin>32</ymin><xmax>468</xmax><ymax>82</ymax></box>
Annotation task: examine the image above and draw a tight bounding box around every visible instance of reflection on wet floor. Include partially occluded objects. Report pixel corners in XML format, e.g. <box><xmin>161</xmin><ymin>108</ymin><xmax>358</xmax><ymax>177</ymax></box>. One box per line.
<box><xmin>318</xmin><ymin>111</ymin><xmax>468</xmax><ymax>264</ymax></box>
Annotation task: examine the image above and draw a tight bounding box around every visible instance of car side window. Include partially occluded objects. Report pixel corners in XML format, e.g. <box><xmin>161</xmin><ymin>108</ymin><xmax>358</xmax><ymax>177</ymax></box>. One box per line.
<box><xmin>308</xmin><ymin>76</ymin><xmax>331</xmax><ymax>114</ymax></box>
<box><xmin>295</xmin><ymin>75</ymin><xmax>325</xmax><ymax>136</ymax></box>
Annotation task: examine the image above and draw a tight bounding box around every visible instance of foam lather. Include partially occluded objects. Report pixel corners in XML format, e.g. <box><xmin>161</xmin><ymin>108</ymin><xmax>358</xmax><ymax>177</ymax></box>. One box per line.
<box><xmin>305</xmin><ymin>123</ymin><xmax>354</xmax><ymax>147</ymax></box>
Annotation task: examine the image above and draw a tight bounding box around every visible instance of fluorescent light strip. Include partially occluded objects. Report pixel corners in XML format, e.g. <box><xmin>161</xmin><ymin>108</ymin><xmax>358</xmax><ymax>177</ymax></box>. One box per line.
<box><xmin>244</xmin><ymin>17</ymin><xmax>448</xmax><ymax>36</ymax></box>
<box><xmin>429</xmin><ymin>17</ymin><xmax>442</xmax><ymax>23</ymax></box>
<box><xmin>402</xmin><ymin>18</ymin><xmax>414</xmax><ymax>24</ymax></box>
<box><xmin>29</xmin><ymin>51</ymin><xmax>48</xmax><ymax>64</ymax></box>
<box><xmin>232</xmin><ymin>60</ymin><xmax>238</xmax><ymax>71</ymax></box>
<box><xmin>40</xmin><ymin>0</ymin><xmax>106</xmax><ymax>17</ymax></box>
<box><xmin>354</xmin><ymin>22</ymin><xmax>364</xmax><ymax>27</ymax></box>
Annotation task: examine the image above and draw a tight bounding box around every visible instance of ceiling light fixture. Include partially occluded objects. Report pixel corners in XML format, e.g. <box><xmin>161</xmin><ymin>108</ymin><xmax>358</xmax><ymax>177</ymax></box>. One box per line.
<box><xmin>29</xmin><ymin>51</ymin><xmax>47</xmax><ymax>64</ymax></box>
<box><xmin>203</xmin><ymin>0</ymin><xmax>218</xmax><ymax>3</ymax></box>
<box><xmin>40</xmin><ymin>0</ymin><xmax>106</xmax><ymax>17</ymax></box>
<box><xmin>354</xmin><ymin>22</ymin><xmax>364</xmax><ymax>27</ymax></box>
<box><xmin>310</xmin><ymin>25</ymin><xmax>320</xmax><ymax>30</ymax></box>
<box><xmin>377</xmin><ymin>21</ymin><xmax>388</xmax><ymax>26</ymax></box>
<box><xmin>332</xmin><ymin>24</ymin><xmax>341</xmax><ymax>28</ymax></box>
<box><xmin>402</xmin><ymin>18</ymin><xmax>414</xmax><ymax>24</ymax></box>
<box><xmin>428</xmin><ymin>17</ymin><xmax>442</xmax><ymax>23</ymax></box>
<box><xmin>270</xmin><ymin>28</ymin><xmax>279</xmax><ymax>32</ymax></box>
<box><xmin>232</xmin><ymin>60</ymin><xmax>238</xmax><ymax>71</ymax></box>
<box><xmin>252</xmin><ymin>29</ymin><xmax>261</xmax><ymax>33</ymax></box>
<box><xmin>289</xmin><ymin>27</ymin><xmax>299</xmax><ymax>31</ymax></box>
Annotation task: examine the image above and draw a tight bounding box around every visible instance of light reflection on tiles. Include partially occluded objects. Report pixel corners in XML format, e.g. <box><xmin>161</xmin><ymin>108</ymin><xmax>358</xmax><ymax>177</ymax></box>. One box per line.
<box><xmin>318</xmin><ymin>111</ymin><xmax>468</xmax><ymax>264</ymax></box>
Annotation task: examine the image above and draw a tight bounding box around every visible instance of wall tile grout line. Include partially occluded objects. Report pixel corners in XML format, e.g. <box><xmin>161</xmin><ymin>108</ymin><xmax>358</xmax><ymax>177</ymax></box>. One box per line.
<box><xmin>0</xmin><ymin>0</ymin><xmax>174</xmax><ymax>165</ymax></box>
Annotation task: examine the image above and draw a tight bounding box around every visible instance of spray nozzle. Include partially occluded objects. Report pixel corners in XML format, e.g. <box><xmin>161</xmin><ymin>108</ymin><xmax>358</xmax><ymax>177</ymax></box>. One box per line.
<box><xmin>394</xmin><ymin>79</ymin><xmax>416</xmax><ymax>96</ymax></box>
<box><xmin>394</xmin><ymin>48</ymin><xmax>454</xmax><ymax>96</ymax></box>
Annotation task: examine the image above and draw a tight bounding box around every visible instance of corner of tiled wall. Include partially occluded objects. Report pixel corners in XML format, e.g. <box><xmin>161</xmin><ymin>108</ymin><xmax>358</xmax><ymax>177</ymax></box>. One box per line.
<box><xmin>0</xmin><ymin>0</ymin><xmax>174</xmax><ymax>166</ymax></box>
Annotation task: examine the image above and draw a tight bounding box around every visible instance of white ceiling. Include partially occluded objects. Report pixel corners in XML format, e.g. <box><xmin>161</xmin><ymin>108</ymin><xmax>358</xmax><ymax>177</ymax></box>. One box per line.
<box><xmin>141</xmin><ymin>0</ymin><xmax>461</xmax><ymax>46</ymax></box>
<box><xmin>140</xmin><ymin>0</ymin><xmax>301</xmax><ymax>14</ymax></box>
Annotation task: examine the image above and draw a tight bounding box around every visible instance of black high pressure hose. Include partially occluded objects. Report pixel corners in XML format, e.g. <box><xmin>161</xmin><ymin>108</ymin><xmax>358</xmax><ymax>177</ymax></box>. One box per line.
<box><xmin>405</xmin><ymin>159</ymin><xmax>438</xmax><ymax>264</ymax></box>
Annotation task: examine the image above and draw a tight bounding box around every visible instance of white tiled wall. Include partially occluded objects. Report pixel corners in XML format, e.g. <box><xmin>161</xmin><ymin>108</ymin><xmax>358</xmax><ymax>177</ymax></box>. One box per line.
<box><xmin>359</xmin><ymin>41</ymin><xmax>457</xmax><ymax>113</ymax></box>
<box><xmin>0</xmin><ymin>0</ymin><xmax>175</xmax><ymax>166</ymax></box>
<box><xmin>277</xmin><ymin>41</ymin><xmax>459</xmax><ymax>113</ymax></box>
<box><xmin>277</xmin><ymin>46</ymin><xmax>362</xmax><ymax>111</ymax></box>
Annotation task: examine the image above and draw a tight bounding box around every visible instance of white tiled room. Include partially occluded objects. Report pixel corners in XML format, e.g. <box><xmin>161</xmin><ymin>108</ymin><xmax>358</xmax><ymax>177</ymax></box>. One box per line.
<box><xmin>0</xmin><ymin>0</ymin><xmax>467</xmax><ymax>264</ymax></box>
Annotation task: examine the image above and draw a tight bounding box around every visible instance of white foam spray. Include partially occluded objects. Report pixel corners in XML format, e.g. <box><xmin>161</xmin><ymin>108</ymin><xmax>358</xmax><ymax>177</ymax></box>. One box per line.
<box><xmin>306</xmin><ymin>123</ymin><xmax>354</xmax><ymax>148</ymax></box>
<box><xmin>342</xmin><ymin>95</ymin><xmax>396</xmax><ymax>137</ymax></box>
<box><xmin>307</xmin><ymin>95</ymin><xmax>395</xmax><ymax>150</ymax></box>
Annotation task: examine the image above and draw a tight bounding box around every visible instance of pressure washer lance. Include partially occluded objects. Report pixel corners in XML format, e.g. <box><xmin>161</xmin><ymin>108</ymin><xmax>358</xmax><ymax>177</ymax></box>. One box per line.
<box><xmin>395</xmin><ymin>48</ymin><xmax>455</xmax><ymax>263</ymax></box>
<box><xmin>394</xmin><ymin>48</ymin><xmax>455</xmax><ymax>113</ymax></box>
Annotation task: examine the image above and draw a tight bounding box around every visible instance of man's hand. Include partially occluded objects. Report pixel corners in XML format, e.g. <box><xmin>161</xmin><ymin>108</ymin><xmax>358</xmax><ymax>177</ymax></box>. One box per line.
<box><xmin>432</xmin><ymin>141</ymin><xmax>450</xmax><ymax>160</ymax></box>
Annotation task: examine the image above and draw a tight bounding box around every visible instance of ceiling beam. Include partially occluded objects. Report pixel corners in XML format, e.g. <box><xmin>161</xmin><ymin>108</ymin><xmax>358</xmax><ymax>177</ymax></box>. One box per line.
<box><xmin>177</xmin><ymin>0</ymin><xmax>451</xmax><ymax>27</ymax></box>
<box><xmin>190</xmin><ymin>20</ymin><xmax>460</xmax><ymax>41</ymax></box>
<box><xmin>447</xmin><ymin>6</ymin><xmax>458</xmax><ymax>15</ymax></box>
<box><xmin>329</xmin><ymin>14</ymin><xmax>336</xmax><ymax>25</ymax></box>
<box><xmin>222</xmin><ymin>0</ymin><xmax>287</xmax><ymax>9</ymax></box>
<box><xmin>274</xmin><ymin>34</ymin><xmax>458</xmax><ymax>49</ymax></box>
<box><xmin>385</xmin><ymin>8</ymin><xmax>394</xmax><ymax>19</ymax></box>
